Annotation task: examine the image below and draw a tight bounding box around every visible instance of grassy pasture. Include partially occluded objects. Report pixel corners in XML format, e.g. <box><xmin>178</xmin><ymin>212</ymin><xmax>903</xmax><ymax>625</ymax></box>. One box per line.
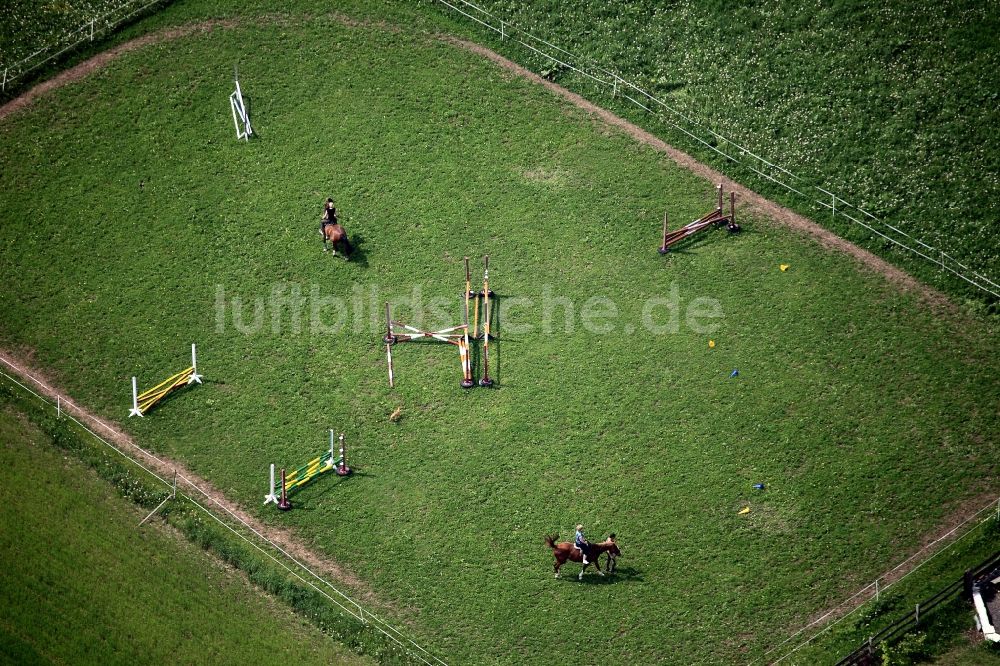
<box><xmin>0</xmin><ymin>404</ymin><xmax>371</xmax><ymax>665</ymax></box>
<box><xmin>0</xmin><ymin>10</ymin><xmax>998</xmax><ymax>665</ymax></box>
<box><xmin>422</xmin><ymin>0</ymin><xmax>1000</xmax><ymax>305</ymax></box>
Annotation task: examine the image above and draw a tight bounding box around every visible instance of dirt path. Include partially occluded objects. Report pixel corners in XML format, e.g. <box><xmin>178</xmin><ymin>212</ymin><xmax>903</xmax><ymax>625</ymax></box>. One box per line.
<box><xmin>0</xmin><ymin>349</ymin><xmax>384</xmax><ymax>609</ymax></box>
<box><xmin>0</xmin><ymin>20</ymin><xmax>237</xmax><ymax>122</ymax></box>
<box><xmin>443</xmin><ymin>37</ymin><xmax>955</xmax><ymax>312</ymax></box>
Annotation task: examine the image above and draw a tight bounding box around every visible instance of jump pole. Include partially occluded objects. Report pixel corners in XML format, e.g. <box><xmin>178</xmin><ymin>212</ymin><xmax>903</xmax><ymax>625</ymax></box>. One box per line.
<box><xmin>385</xmin><ymin>301</ymin><xmax>395</xmax><ymax>387</ymax></box>
<box><xmin>657</xmin><ymin>184</ymin><xmax>740</xmax><ymax>253</ymax></box>
<box><xmin>386</xmin><ymin>342</ymin><xmax>395</xmax><ymax>387</ymax></box>
<box><xmin>472</xmin><ymin>281</ymin><xmax>481</xmax><ymax>340</ymax></box>
<box><xmin>479</xmin><ymin>256</ymin><xmax>494</xmax><ymax>387</ymax></box>
<box><xmin>464</xmin><ymin>256</ymin><xmax>474</xmax><ymax>301</ymax></box>
<box><xmin>189</xmin><ymin>343</ymin><xmax>203</xmax><ymax>384</ymax></box>
<box><xmin>383</xmin><ymin>301</ymin><xmax>395</xmax><ymax>345</ymax></box>
<box><xmin>461</xmin><ymin>257</ymin><xmax>475</xmax><ymax>388</ymax></box>
<box><xmin>459</xmin><ymin>338</ymin><xmax>473</xmax><ymax>388</ymax></box>
<box><xmin>129</xmin><ymin>343</ymin><xmax>202</xmax><ymax>417</ymax></box>
<box><xmin>658</xmin><ymin>210</ymin><xmax>669</xmax><ymax>255</ymax></box>
<box><xmin>265</xmin><ymin>464</ymin><xmax>278</xmax><ymax>504</ymax></box>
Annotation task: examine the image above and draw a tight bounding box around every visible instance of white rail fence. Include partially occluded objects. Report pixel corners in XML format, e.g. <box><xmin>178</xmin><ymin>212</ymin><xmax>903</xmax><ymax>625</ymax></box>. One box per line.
<box><xmin>758</xmin><ymin>495</ymin><xmax>1000</xmax><ymax>664</ymax></box>
<box><xmin>1</xmin><ymin>0</ymin><xmax>169</xmax><ymax>94</ymax></box>
<box><xmin>0</xmin><ymin>359</ymin><xmax>448</xmax><ymax>666</ymax></box>
<box><xmin>433</xmin><ymin>0</ymin><xmax>1000</xmax><ymax>300</ymax></box>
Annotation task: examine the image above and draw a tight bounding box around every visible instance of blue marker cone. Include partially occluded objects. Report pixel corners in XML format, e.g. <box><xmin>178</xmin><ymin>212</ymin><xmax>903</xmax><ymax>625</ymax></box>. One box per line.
<box><xmin>730</xmin><ymin>369</ymin><xmax>739</xmax><ymax>378</ymax></box>
<box><xmin>753</xmin><ymin>483</ymin><xmax>765</xmax><ymax>490</ymax></box>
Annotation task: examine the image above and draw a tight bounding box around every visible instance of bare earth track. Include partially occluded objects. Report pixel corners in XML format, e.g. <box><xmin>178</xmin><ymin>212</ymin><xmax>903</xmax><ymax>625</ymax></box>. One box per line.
<box><xmin>0</xmin><ymin>12</ymin><xmax>975</xmax><ymax>658</ymax></box>
<box><xmin>0</xmin><ymin>349</ymin><xmax>381</xmax><ymax>606</ymax></box>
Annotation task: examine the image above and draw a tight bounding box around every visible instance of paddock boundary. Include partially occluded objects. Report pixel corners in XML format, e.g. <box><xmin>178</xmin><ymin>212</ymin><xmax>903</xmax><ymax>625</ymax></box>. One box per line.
<box><xmin>1</xmin><ymin>0</ymin><xmax>173</xmax><ymax>94</ymax></box>
<box><xmin>431</xmin><ymin>0</ymin><xmax>1000</xmax><ymax>300</ymax></box>
<box><xmin>758</xmin><ymin>498</ymin><xmax>1000</xmax><ymax>665</ymax></box>
<box><xmin>0</xmin><ymin>356</ymin><xmax>447</xmax><ymax>666</ymax></box>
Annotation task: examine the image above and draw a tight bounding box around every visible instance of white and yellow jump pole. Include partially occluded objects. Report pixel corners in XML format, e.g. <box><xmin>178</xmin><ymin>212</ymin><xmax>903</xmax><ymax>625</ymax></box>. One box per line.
<box><xmin>129</xmin><ymin>343</ymin><xmax>202</xmax><ymax>418</ymax></box>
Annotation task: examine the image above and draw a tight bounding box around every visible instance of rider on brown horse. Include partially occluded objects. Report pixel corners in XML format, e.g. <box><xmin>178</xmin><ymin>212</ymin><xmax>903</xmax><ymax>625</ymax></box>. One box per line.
<box><xmin>545</xmin><ymin>532</ymin><xmax>621</xmax><ymax>579</ymax></box>
<box><xmin>320</xmin><ymin>198</ymin><xmax>352</xmax><ymax>257</ymax></box>
<box><xmin>321</xmin><ymin>198</ymin><xmax>338</xmax><ymax>234</ymax></box>
<box><xmin>575</xmin><ymin>524</ymin><xmax>592</xmax><ymax>564</ymax></box>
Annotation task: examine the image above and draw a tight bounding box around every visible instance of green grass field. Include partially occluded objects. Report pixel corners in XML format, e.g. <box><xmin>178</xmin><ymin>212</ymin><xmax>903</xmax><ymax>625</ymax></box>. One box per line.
<box><xmin>935</xmin><ymin>640</ymin><xmax>1000</xmax><ymax>666</ymax></box>
<box><xmin>0</xmin><ymin>4</ymin><xmax>998</xmax><ymax>664</ymax></box>
<box><xmin>0</xmin><ymin>404</ymin><xmax>372</xmax><ymax>665</ymax></box>
<box><xmin>420</xmin><ymin>0</ymin><xmax>1000</xmax><ymax>305</ymax></box>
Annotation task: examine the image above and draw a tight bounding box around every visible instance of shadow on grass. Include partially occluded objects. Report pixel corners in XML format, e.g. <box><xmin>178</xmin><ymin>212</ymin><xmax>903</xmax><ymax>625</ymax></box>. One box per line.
<box><xmin>343</xmin><ymin>230</ymin><xmax>369</xmax><ymax>267</ymax></box>
<box><xmin>557</xmin><ymin>565</ymin><xmax>644</xmax><ymax>585</ymax></box>
<box><xmin>278</xmin><ymin>469</ymin><xmax>372</xmax><ymax>510</ymax></box>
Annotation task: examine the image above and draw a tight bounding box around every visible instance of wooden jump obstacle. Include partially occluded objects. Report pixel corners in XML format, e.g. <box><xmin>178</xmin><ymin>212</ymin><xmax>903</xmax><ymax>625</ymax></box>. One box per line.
<box><xmin>129</xmin><ymin>344</ymin><xmax>202</xmax><ymax>417</ymax></box>
<box><xmin>383</xmin><ymin>256</ymin><xmax>497</xmax><ymax>388</ymax></box>
<box><xmin>383</xmin><ymin>300</ymin><xmax>472</xmax><ymax>388</ymax></box>
<box><xmin>264</xmin><ymin>430</ymin><xmax>352</xmax><ymax>510</ymax></box>
<box><xmin>473</xmin><ymin>256</ymin><xmax>495</xmax><ymax>387</ymax></box>
<box><xmin>658</xmin><ymin>184</ymin><xmax>740</xmax><ymax>254</ymax></box>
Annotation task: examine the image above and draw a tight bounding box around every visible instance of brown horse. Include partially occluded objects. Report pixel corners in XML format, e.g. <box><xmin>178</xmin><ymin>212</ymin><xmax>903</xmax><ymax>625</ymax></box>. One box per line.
<box><xmin>321</xmin><ymin>222</ymin><xmax>353</xmax><ymax>258</ymax></box>
<box><xmin>545</xmin><ymin>533</ymin><xmax>621</xmax><ymax>580</ymax></box>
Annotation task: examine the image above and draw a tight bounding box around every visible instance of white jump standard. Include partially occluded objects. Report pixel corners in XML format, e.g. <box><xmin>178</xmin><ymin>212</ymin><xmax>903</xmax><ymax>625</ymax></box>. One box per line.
<box><xmin>264</xmin><ymin>430</ymin><xmax>352</xmax><ymax>511</ymax></box>
<box><xmin>229</xmin><ymin>65</ymin><xmax>253</xmax><ymax>141</ymax></box>
<box><xmin>129</xmin><ymin>343</ymin><xmax>203</xmax><ymax>417</ymax></box>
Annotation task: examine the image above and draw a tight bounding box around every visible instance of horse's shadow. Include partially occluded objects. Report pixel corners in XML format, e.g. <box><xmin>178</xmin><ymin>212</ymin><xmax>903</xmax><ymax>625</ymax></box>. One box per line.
<box><xmin>344</xmin><ymin>231</ymin><xmax>369</xmax><ymax>267</ymax></box>
<box><xmin>564</xmin><ymin>565</ymin><xmax>644</xmax><ymax>585</ymax></box>
<box><xmin>242</xmin><ymin>94</ymin><xmax>261</xmax><ymax>139</ymax></box>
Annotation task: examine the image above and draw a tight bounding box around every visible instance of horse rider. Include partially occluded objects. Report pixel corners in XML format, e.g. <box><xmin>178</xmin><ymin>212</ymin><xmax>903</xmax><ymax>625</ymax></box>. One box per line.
<box><xmin>574</xmin><ymin>524</ymin><xmax>592</xmax><ymax>565</ymax></box>
<box><xmin>321</xmin><ymin>198</ymin><xmax>338</xmax><ymax>235</ymax></box>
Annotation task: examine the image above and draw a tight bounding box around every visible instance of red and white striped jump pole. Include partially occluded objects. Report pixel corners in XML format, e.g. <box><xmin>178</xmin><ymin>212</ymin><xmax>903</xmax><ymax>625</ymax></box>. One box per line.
<box><xmin>277</xmin><ymin>468</ymin><xmax>291</xmax><ymax>511</ymax></box>
<box><xmin>462</xmin><ymin>257</ymin><xmax>475</xmax><ymax>388</ymax></box>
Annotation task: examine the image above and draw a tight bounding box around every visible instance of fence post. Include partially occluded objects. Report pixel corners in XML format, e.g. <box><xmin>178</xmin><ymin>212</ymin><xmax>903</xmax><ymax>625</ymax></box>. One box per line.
<box><xmin>831</xmin><ymin>193</ymin><xmax>836</xmax><ymax>221</ymax></box>
<box><xmin>90</xmin><ymin>19</ymin><xmax>95</xmax><ymax>41</ymax></box>
<box><xmin>2</xmin><ymin>68</ymin><xmax>7</xmax><ymax>93</ymax></box>
<box><xmin>964</xmin><ymin>569</ymin><xmax>975</xmax><ymax>600</ymax></box>
<box><xmin>914</xmin><ymin>603</ymin><xmax>919</xmax><ymax>624</ymax></box>
<box><xmin>500</xmin><ymin>21</ymin><xmax>505</xmax><ymax>40</ymax></box>
<box><xmin>612</xmin><ymin>76</ymin><xmax>618</xmax><ymax>98</ymax></box>
<box><xmin>57</xmin><ymin>396</ymin><xmax>61</xmax><ymax>419</ymax></box>
<box><xmin>875</xmin><ymin>578</ymin><xmax>879</xmax><ymax>601</ymax></box>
